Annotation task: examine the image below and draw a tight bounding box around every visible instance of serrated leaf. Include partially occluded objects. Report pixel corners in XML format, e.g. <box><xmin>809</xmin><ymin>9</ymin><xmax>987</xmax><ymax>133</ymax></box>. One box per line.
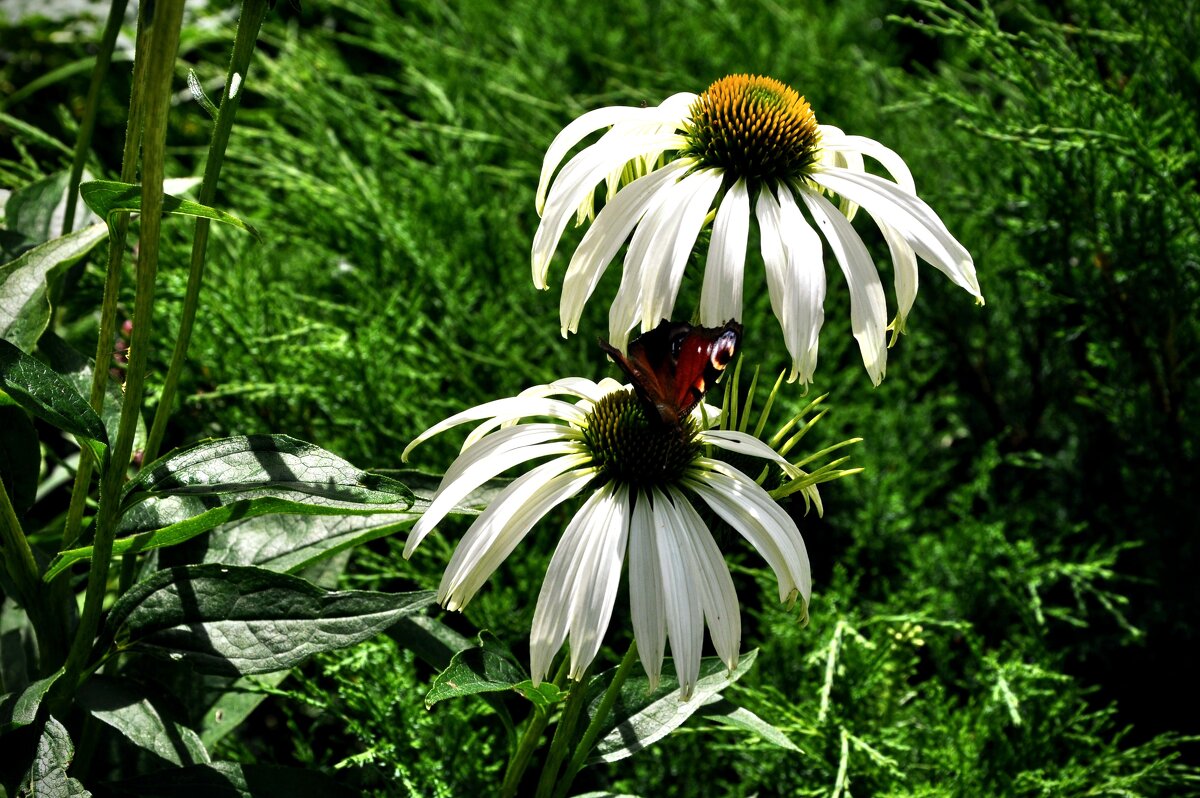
<box><xmin>699</xmin><ymin>699</ymin><xmax>802</xmax><ymax>752</ymax></box>
<box><xmin>106</xmin><ymin>564</ymin><xmax>434</xmax><ymax>676</ymax></box>
<box><xmin>76</xmin><ymin>675</ymin><xmax>211</xmax><ymax>767</ymax></box>
<box><xmin>513</xmin><ymin>680</ymin><xmax>568</xmax><ymax>709</ymax></box>
<box><xmin>19</xmin><ymin>716</ymin><xmax>91</xmax><ymax>797</ymax></box>
<box><xmin>0</xmin><ymin>338</ymin><xmax>106</xmax><ymax>466</ymax></box>
<box><xmin>0</xmin><ymin>223</ymin><xmax>107</xmax><ymax>352</ymax></box>
<box><xmin>425</xmin><ymin>632</ymin><xmax>527</xmax><ymax>707</ymax></box>
<box><xmin>0</xmin><ymin>403</ymin><xmax>38</xmax><ymax>514</ymax></box>
<box><xmin>97</xmin><ymin>762</ymin><xmax>355</xmax><ymax>798</ymax></box>
<box><xmin>79</xmin><ymin>180</ymin><xmax>262</xmax><ymax>242</ymax></box>
<box><xmin>587</xmin><ymin>649</ymin><xmax>758</xmax><ymax>764</ymax></box>
<box><xmin>0</xmin><ymin>669</ymin><xmax>62</xmax><ymax>735</ymax></box>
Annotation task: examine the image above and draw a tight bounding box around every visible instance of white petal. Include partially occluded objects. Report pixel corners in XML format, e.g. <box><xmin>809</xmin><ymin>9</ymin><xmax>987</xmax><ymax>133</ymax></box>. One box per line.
<box><xmin>879</xmin><ymin>222</ymin><xmax>918</xmax><ymax>336</ymax></box>
<box><xmin>683</xmin><ymin>462</ymin><xmax>811</xmax><ymax>609</ymax></box>
<box><xmin>810</xmin><ymin>167</ymin><xmax>982</xmax><ymax>301</ymax></box>
<box><xmin>566</xmin><ymin>483</ymin><xmax>630</xmax><ymax>680</ymax></box>
<box><xmin>824</xmin><ymin>134</ymin><xmax>916</xmax><ymax>192</ymax></box>
<box><xmin>462</xmin><ymin>380</ymin><xmax>617</xmax><ymax>450</ymax></box>
<box><xmin>698</xmin><ymin>429</ymin><xmax>801</xmax><ymax>478</ymax></box>
<box><xmin>529</xmin><ymin>482</ymin><xmax>626</xmax><ymax>684</ymax></box>
<box><xmin>403</xmin><ymin>396</ymin><xmax>586</xmax><ymax>461</ymax></box>
<box><xmin>437</xmin><ymin>461</ymin><xmax>595</xmax><ymax>608</ymax></box>
<box><xmin>666</xmin><ymin>487</ymin><xmax>740</xmax><ymax>671</ymax></box>
<box><xmin>755</xmin><ymin>187</ymin><xmax>790</xmax><ymax>348</ymax></box>
<box><xmin>652</xmin><ymin>488</ymin><xmax>704</xmax><ymax>699</ymax></box>
<box><xmin>775</xmin><ymin>189</ymin><xmax>826</xmax><ymax>384</ymax></box>
<box><xmin>560</xmin><ymin>161</ymin><xmax>690</xmax><ymax>336</ymax></box>
<box><xmin>700</xmin><ymin>178</ymin><xmax>750</xmax><ymax>326</ymax></box>
<box><xmin>629</xmin><ymin>488</ymin><xmax>666</xmax><ymax>689</ymax></box>
<box><xmin>640</xmin><ymin>169</ymin><xmax>724</xmax><ymax>329</ymax></box>
<box><xmin>533</xmin><ymin>132</ymin><xmax>686</xmax><ymax>290</ymax></box>
<box><xmin>536</xmin><ymin>103</ymin><xmax>690</xmax><ymax>214</ymax></box>
<box><xmin>798</xmin><ymin>187</ymin><xmax>888</xmax><ymax>386</ymax></box>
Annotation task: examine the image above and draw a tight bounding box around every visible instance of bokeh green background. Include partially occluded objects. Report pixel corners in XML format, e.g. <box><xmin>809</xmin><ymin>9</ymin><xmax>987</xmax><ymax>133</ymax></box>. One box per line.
<box><xmin>3</xmin><ymin>0</ymin><xmax>1197</xmax><ymax>793</ymax></box>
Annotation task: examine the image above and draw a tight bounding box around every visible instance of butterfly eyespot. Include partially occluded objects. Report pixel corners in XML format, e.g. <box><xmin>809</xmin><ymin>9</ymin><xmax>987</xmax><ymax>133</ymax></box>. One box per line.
<box><xmin>710</xmin><ymin>331</ymin><xmax>738</xmax><ymax>369</ymax></box>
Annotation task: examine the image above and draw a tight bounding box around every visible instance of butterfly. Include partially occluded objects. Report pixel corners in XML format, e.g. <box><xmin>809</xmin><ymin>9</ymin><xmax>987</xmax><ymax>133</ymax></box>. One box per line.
<box><xmin>599</xmin><ymin>319</ymin><xmax>743</xmax><ymax>426</ymax></box>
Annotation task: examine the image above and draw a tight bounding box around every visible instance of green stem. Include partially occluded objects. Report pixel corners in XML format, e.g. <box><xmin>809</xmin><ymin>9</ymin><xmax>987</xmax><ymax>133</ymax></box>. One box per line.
<box><xmin>534</xmin><ymin>666</ymin><xmax>593</xmax><ymax>798</ymax></box>
<box><xmin>553</xmin><ymin>641</ymin><xmax>639</xmax><ymax>798</ymax></box>
<box><xmin>61</xmin><ymin>0</ymin><xmax>129</xmax><ymax>236</ymax></box>
<box><xmin>59</xmin><ymin>0</ymin><xmax>186</xmax><ymax>693</ymax></box>
<box><xmin>0</xmin><ymin>478</ymin><xmax>40</xmax><ymax>615</ymax></box>
<box><xmin>501</xmin><ymin>659</ymin><xmax>569</xmax><ymax>798</ymax></box>
<box><xmin>61</xmin><ymin>6</ymin><xmax>152</xmax><ymax>551</ymax></box>
<box><xmin>142</xmin><ymin>0</ymin><xmax>269</xmax><ymax>465</ymax></box>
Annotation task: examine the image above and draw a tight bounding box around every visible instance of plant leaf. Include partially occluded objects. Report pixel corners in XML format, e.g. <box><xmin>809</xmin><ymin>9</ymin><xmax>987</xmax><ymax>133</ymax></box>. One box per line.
<box><xmin>97</xmin><ymin>762</ymin><xmax>355</xmax><ymax>798</ymax></box>
<box><xmin>699</xmin><ymin>698</ymin><xmax>802</xmax><ymax>752</ymax></box>
<box><xmin>79</xmin><ymin>180</ymin><xmax>262</xmax><ymax>242</ymax></box>
<box><xmin>0</xmin><ymin>223</ymin><xmax>107</xmax><ymax>352</ymax></box>
<box><xmin>424</xmin><ymin>632</ymin><xmax>527</xmax><ymax>708</ymax></box>
<box><xmin>197</xmin><ymin>672</ymin><xmax>289</xmax><ymax>749</ymax></box>
<box><xmin>19</xmin><ymin>716</ymin><xmax>91</xmax><ymax>797</ymax></box>
<box><xmin>386</xmin><ymin>614</ymin><xmax>474</xmax><ymax>671</ymax></box>
<box><xmin>1</xmin><ymin>596</ymin><xmax>38</xmax><ymax>695</ymax></box>
<box><xmin>76</xmin><ymin>675</ymin><xmax>211</xmax><ymax>766</ymax></box>
<box><xmin>0</xmin><ymin>669</ymin><xmax>62</xmax><ymax>735</ymax></box>
<box><xmin>0</xmin><ymin>338</ymin><xmax>107</xmax><ymax>466</ymax></box>
<box><xmin>106</xmin><ymin>564</ymin><xmax>434</xmax><ymax>675</ymax></box>
<box><xmin>513</xmin><ymin>680</ymin><xmax>568</xmax><ymax>709</ymax></box>
<box><xmin>4</xmin><ymin>170</ymin><xmax>101</xmax><ymax>249</ymax></box>
<box><xmin>0</xmin><ymin>402</ymin><xmax>39</xmax><ymax>515</ymax></box>
<box><xmin>586</xmin><ymin>649</ymin><xmax>758</xmax><ymax>764</ymax></box>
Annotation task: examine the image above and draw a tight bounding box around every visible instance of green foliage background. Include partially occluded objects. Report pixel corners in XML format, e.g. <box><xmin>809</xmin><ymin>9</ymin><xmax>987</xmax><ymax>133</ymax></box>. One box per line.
<box><xmin>2</xmin><ymin>0</ymin><xmax>1197</xmax><ymax>794</ymax></box>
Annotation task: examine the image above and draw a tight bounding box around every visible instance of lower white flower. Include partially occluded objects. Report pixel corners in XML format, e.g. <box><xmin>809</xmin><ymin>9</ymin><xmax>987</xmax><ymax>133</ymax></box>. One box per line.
<box><xmin>403</xmin><ymin>377</ymin><xmax>810</xmax><ymax>699</ymax></box>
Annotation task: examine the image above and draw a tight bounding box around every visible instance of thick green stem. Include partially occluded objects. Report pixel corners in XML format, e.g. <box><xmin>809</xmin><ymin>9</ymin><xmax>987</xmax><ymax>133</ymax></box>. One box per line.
<box><xmin>60</xmin><ymin>0</ymin><xmax>186</xmax><ymax>692</ymax></box>
<box><xmin>62</xmin><ymin>0</ymin><xmax>129</xmax><ymax>236</ymax></box>
<box><xmin>501</xmin><ymin>659</ymin><xmax>570</xmax><ymax>798</ymax></box>
<box><xmin>554</xmin><ymin>641</ymin><xmax>639</xmax><ymax>798</ymax></box>
<box><xmin>142</xmin><ymin>0</ymin><xmax>269</xmax><ymax>465</ymax></box>
<box><xmin>61</xmin><ymin>9</ymin><xmax>152</xmax><ymax>551</ymax></box>
<box><xmin>535</xmin><ymin>667</ymin><xmax>593</xmax><ymax>798</ymax></box>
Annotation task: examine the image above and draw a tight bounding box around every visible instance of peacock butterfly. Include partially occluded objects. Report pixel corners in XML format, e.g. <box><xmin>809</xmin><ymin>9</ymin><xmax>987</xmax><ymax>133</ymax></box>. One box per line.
<box><xmin>599</xmin><ymin>319</ymin><xmax>743</xmax><ymax>426</ymax></box>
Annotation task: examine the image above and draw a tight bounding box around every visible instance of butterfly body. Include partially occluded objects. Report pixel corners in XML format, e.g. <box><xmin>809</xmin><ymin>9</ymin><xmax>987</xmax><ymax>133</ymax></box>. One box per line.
<box><xmin>600</xmin><ymin>319</ymin><xmax>742</xmax><ymax>426</ymax></box>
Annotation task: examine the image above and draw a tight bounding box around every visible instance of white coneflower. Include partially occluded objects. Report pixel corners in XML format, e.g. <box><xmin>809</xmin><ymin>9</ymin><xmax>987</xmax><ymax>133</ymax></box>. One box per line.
<box><xmin>532</xmin><ymin>74</ymin><xmax>984</xmax><ymax>386</ymax></box>
<box><xmin>402</xmin><ymin>377</ymin><xmax>810</xmax><ymax>699</ymax></box>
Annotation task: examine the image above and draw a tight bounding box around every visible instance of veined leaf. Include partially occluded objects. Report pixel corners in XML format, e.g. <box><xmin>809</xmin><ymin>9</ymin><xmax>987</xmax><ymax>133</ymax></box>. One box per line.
<box><xmin>79</xmin><ymin>180</ymin><xmax>262</xmax><ymax>242</ymax></box>
<box><xmin>0</xmin><ymin>669</ymin><xmax>62</xmax><ymax>735</ymax></box>
<box><xmin>425</xmin><ymin>632</ymin><xmax>527</xmax><ymax>708</ymax></box>
<box><xmin>77</xmin><ymin>675</ymin><xmax>211</xmax><ymax>767</ymax></box>
<box><xmin>0</xmin><ymin>223</ymin><xmax>107</xmax><ymax>352</ymax></box>
<box><xmin>96</xmin><ymin>762</ymin><xmax>355</xmax><ymax>798</ymax></box>
<box><xmin>19</xmin><ymin>716</ymin><xmax>91</xmax><ymax>797</ymax></box>
<box><xmin>699</xmin><ymin>699</ymin><xmax>802</xmax><ymax>752</ymax></box>
<box><xmin>0</xmin><ymin>338</ymin><xmax>107</xmax><ymax>466</ymax></box>
<box><xmin>106</xmin><ymin>564</ymin><xmax>434</xmax><ymax>675</ymax></box>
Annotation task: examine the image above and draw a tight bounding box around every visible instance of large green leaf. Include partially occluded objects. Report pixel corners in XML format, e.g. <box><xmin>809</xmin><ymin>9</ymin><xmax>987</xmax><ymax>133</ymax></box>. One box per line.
<box><xmin>79</xmin><ymin>180</ymin><xmax>262</xmax><ymax>242</ymax></box>
<box><xmin>76</xmin><ymin>675</ymin><xmax>211</xmax><ymax>767</ymax></box>
<box><xmin>0</xmin><ymin>223</ymin><xmax>107</xmax><ymax>352</ymax></box>
<box><xmin>0</xmin><ymin>670</ymin><xmax>62</xmax><ymax>735</ymax></box>
<box><xmin>96</xmin><ymin>762</ymin><xmax>354</xmax><ymax>798</ymax></box>
<box><xmin>19</xmin><ymin>716</ymin><xmax>91</xmax><ymax>797</ymax></box>
<box><xmin>4</xmin><ymin>170</ymin><xmax>101</xmax><ymax>251</ymax></box>
<box><xmin>1</xmin><ymin>597</ymin><xmax>37</xmax><ymax>695</ymax></box>
<box><xmin>585</xmin><ymin>649</ymin><xmax>758</xmax><ymax>764</ymax></box>
<box><xmin>0</xmin><ymin>338</ymin><xmax>107</xmax><ymax>466</ymax></box>
<box><xmin>106</xmin><ymin>564</ymin><xmax>434</xmax><ymax>675</ymax></box>
<box><xmin>197</xmin><ymin>672</ymin><xmax>289</xmax><ymax>748</ymax></box>
<box><xmin>698</xmin><ymin>699</ymin><xmax>802</xmax><ymax>752</ymax></box>
<box><xmin>424</xmin><ymin>632</ymin><xmax>527</xmax><ymax>708</ymax></box>
<box><xmin>0</xmin><ymin>402</ymin><xmax>38</xmax><ymax>515</ymax></box>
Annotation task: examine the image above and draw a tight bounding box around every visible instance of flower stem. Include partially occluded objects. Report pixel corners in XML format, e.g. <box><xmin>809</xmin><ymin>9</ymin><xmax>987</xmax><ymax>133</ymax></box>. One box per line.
<box><xmin>553</xmin><ymin>640</ymin><xmax>639</xmax><ymax>798</ymax></box>
<box><xmin>61</xmin><ymin>0</ymin><xmax>129</xmax><ymax>236</ymax></box>
<box><xmin>59</xmin><ymin>0</ymin><xmax>185</xmax><ymax>693</ymax></box>
<box><xmin>534</xmin><ymin>666</ymin><xmax>593</xmax><ymax>798</ymax></box>
<box><xmin>142</xmin><ymin>0</ymin><xmax>269</xmax><ymax>465</ymax></box>
<box><xmin>500</xmin><ymin>659</ymin><xmax>569</xmax><ymax>798</ymax></box>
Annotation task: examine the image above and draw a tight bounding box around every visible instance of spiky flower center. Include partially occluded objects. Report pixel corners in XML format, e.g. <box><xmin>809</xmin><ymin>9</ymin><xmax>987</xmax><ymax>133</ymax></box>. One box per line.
<box><xmin>682</xmin><ymin>74</ymin><xmax>821</xmax><ymax>182</ymax></box>
<box><xmin>580</xmin><ymin>390</ymin><xmax>701</xmax><ymax>487</ymax></box>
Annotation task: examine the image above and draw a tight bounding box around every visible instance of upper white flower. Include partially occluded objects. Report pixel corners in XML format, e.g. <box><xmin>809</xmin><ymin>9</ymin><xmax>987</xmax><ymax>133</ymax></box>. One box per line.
<box><xmin>402</xmin><ymin>377</ymin><xmax>811</xmax><ymax>698</ymax></box>
<box><xmin>532</xmin><ymin>74</ymin><xmax>984</xmax><ymax>386</ymax></box>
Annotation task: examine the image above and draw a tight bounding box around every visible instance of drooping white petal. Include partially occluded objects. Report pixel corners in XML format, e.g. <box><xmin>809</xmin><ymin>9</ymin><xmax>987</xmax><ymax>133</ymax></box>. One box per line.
<box><xmin>536</xmin><ymin>100</ymin><xmax>691</xmax><ymax>214</ymax></box>
<box><xmin>462</xmin><ymin>380</ymin><xmax>618</xmax><ymax>450</ymax></box>
<box><xmin>809</xmin><ymin>167</ymin><xmax>982</xmax><ymax>302</ymax></box>
<box><xmin>533</xmin><ymin>132</ymin><xmax>686</xmax><ymax>289</ymax></box>
<box><xmin>698</xmin><ymin>428</ymin><xmax>801</xmax><ymax>478</ymax></box>
<box><xmin>823</xmin><ymin>134</ymin><xmax>916</xmax><ymax>192</ymax></box>
<box><xmin>407</xmin><ymin>430</ymin><xmax>584</xmax><ymax>555</ymax></box>
<box><xmin>403</xmin><ymin>396</ymin><xmax>586</xmax><ymax>461</ymax></box>
<box><xmin>628</xmin><ymin>489</ymin><xmax>666</xmax><ymax>689</ymax></box>
<box><xmin>878</xmin><ymin>222</ymin><xmax>918</xmax><ymax>336</ymax></box>
<box><xmin>436</xmin><ymin>460</ymin><xmax>595</xmax><ymax>608</ymax></box>
<box><xmin>798</xmin><ymin>186</ymin><xmax>888</xmax><ymax>386</ymax></box>
<box><xmin>666</xmin><ymin>487</ymin><xmax>740</xmax><ymax>672</ymax></box>
<box><xmin>683</xmin><ymin>462</ymin><xmax>811</xmax><ymax>610</ymax></box>
<box><xmin>640</xmin><ymin>168</ymin><xmax>724</xmax><ymax>329</ymax></box>
<box><xmin>776</xmin><ymin>189</ymin><xmax>826</xmax><ymax>384</ymax></box>
<box><xmin>651</xmin><ymin>488</ymin><xmax>704</xmax><ymax>699</ymax></box>
<box><xmin>817</xmin><ymin>125</ymin><xmax>864</xmax><ymax>221</ymax></box>
<box><xmin>560</xmin><ymin>160</ymin><xmax>690</xmax><ymax>336</ymax></box>
<box><xmin>529</xmin><ymin>482</ymin><xmax>629</xmax><ymax>684</ymax></box>
<box><xmin>700</xmin><ymin>178</ymin><xmax>750</xmax><ymax>326</ymax></box>
<box><xmin>756</xmin><ymin>186</ymin><xmax>790</xmax><ymax>349</ymax></box>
